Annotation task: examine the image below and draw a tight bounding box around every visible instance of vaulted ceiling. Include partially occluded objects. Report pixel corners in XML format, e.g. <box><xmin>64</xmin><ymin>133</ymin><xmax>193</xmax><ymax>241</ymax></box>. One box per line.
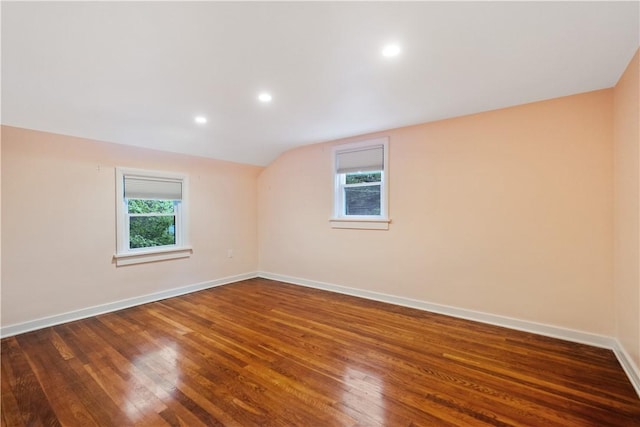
<box><xmin>2</xmin><ymin>2</ymin><xmax>638</xmax><ymax>166</ymax></box>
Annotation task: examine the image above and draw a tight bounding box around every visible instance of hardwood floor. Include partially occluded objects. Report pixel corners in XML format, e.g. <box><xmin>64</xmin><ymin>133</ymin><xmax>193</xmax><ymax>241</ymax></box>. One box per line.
<box><xmin>2</xmin><ymin>278</ymin><xmax>639</xmax><ymax>426</ymax></box>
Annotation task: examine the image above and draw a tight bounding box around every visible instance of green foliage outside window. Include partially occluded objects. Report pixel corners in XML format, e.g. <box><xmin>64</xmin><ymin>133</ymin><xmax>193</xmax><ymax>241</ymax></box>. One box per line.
<box><xmin>345</xmin><ymin>172</ymin><xmax>381</xmax><ymax>184</ymax></box>
<box><xmin>128</xmin><ymin>199</ymin><xmax>176</xmax><ymax>249</ymax></box>
<box><xmin>128</xmin><ymin>199</ymin><xmax>174</xmax><ymax>214</ymax></box>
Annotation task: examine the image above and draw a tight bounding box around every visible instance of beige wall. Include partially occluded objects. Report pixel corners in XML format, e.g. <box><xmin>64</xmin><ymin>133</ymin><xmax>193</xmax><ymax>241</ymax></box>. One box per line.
<box><xmin>1</xmin><ymin>133</ymin><xmax>2</xmax><ymax>320</ymax></box>
<box><xmin>258</xmin><ymin>89</ymin><xmax>615</xmax><ymax>335</ymax></box>
<box><xmin>614</xmin><ymin>50</ymin><xmax>640</xmax><ymax>371</ymax></box>
<box><xmin>1</xmin><ymin>126</ymin><xmax>262</xmax><ymax>326</ymax></box>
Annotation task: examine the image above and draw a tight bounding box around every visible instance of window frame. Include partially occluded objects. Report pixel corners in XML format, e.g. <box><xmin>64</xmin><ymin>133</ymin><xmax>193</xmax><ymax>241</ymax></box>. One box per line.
<box><xmin>114</xmin><ymin>167</ymin><xmax>192</xmax><ymax>266</ymax></box>
<box><xmin>330</xmin><ymin>137</ymin><xmax>390</xmax><ymax>230</ymax></box>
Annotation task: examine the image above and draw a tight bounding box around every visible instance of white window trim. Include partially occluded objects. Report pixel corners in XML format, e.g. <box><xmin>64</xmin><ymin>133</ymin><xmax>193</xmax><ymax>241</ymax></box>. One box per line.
<box><xmin>114</xmin><ymin>167</ymin><xmax>192</xmax><ymax>266</ymax></box>
<box><xmin>330</xmin><ymin>137</ymin><xmax>390</xmax><ymax>230</ymax></box>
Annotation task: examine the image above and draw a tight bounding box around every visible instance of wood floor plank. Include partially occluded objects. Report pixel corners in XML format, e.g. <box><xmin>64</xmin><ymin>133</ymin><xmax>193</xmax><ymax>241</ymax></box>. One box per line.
<box><xmin>1</xmin><ymin>364</ymin><xmax>28</xmax><ymax>427</ymax></box>
<box><xmin>2</xmin><ymin>278</ymin><xmax>639</xmax><ymax>426</ymax></box>
<box><xmin>1</xmin><ymin>337</ymin><xmax>61</xmax><ymax>427</ymax></box>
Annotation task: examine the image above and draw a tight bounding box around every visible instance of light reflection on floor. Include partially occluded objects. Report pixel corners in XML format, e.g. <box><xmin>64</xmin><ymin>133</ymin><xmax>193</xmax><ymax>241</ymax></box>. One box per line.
<box><xmin>342</xmin><ymin>366</ymin><xmax>386</xmax><ymax>425</ymax></box>
<box><xmin>126</xmin><ymin>340</ymin><xmax>181</xmax><ymax>421</ymax></box>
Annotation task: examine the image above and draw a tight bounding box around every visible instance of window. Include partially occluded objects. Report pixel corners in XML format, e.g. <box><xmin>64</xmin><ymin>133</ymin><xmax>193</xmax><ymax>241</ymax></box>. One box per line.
<box><xmin>331</xmin><ymin>138</ymin><xmax>390</xmax><ymax>230</ymax></box>
<box><xmin>114</xmin><ymin>168</ymin><xmax>191</xmax><ymax>266</ymax></box>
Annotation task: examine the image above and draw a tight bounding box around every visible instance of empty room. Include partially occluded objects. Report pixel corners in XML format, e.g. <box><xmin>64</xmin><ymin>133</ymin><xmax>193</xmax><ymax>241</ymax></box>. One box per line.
<box><xmin>2</xmin><ymin>1</ymin><xmax>640</xmax><ymax>426</ymax></box>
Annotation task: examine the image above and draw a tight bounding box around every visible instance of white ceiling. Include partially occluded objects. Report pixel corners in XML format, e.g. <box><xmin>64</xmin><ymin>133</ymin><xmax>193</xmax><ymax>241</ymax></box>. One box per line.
<box><xmin>2</xmin><ymin>2</ymin><xmax>639</xmax><ymax>166</ymax></box>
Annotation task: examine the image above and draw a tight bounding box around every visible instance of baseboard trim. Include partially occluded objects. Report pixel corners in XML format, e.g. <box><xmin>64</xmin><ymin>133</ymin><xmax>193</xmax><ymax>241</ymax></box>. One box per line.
<box><xmin>612</xmin><ymin>340</ymin><xmax>640</xmax><ymax>397</ymax></box>
<box><xmin>0</xmin><ymin>272</ymin><xmax>258</xmax><ymax>338</ymax></box>
<box><xmin>258</xmin><ymin>271</ymin><xmax>640</xmax><ymax>397</ymax></box>
<box><xmin>258</xmin><ymin>272</ymin><xmax>613</xmax><ymax>347</ymax></box>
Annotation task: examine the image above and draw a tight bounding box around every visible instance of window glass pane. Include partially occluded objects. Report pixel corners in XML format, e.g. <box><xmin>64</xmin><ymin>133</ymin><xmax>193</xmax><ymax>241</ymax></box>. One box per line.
<box><xmin>128</xmin><ymin>199</ymin><xmax>175</xmax><ymax>214</ymax></box>
<box><xmin>129</xmin><ymin>216</ymin><xmax>176</xmax><ymax>248</ymax></box>
<box><xmin>345</xmin><ymin>172</ymin><xmax>381</xmax><ymax>184</ymax></box>
<box><xmin>345</xmin><ymin>185</ymin><xmax>381</xmax><ymax>215</ymax></box>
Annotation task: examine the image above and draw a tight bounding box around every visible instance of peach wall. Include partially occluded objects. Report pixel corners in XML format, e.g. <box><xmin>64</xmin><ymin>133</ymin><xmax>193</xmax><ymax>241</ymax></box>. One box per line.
<box><xmin>1</xmin><ymin>134</ymin><xmax>3</xmax><ymax>320</ymax></box>
<box><xmin>258</xmin><ymin>90</ymin><xmax>614</xmax><ymax>335</ymax></box>
<box><xmin>1</xmin><ymin>126</ymin><xmax>262</xmax><ymax>326</ymax></box>
<box><xmin>614</xmin><ymin>50</ymin><xmax>640</xmax><ymax>372</ymax></box>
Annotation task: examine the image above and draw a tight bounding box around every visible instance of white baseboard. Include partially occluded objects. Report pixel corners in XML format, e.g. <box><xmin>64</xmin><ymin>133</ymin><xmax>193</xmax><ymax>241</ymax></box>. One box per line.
<box><xmin>258</xmin><ymin>271</ymin><xmax>640</xmax><ymax>398</ymax></box>
<box><xmin>612</xmin><ymin>340</ymin><xmax>640</xmax><ymax>397</ymax></box>
<box><xmin>0</xmin><ymin>272</ymin><xmax>258</xmax><ymax>338</ymax></box>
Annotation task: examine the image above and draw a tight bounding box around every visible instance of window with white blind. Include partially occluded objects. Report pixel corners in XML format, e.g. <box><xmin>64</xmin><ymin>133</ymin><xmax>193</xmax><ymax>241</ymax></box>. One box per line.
<box><xmin>114</xmin><ymin>168</ymin><xmax>191</xmax><ymax>266</ymax></box>
<box><xmin>331</xmin><ymin>138</ymin><xmax>390</xmax><ymax>230</ymax></box>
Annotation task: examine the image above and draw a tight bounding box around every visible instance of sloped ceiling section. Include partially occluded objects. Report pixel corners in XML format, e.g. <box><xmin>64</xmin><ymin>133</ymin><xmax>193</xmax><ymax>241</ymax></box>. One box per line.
<box><xmin>2</xmin><ymin>1</ymin><xmax>639</xmax><ymax>165</ymax></box>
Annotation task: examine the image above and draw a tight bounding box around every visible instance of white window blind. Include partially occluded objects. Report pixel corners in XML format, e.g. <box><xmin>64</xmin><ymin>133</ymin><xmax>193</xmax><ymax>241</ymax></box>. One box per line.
<box><xmin>123</xmin><ymin>176</ymin><xmax>183</xmax><ymax>200</ymax></box>
<box><xmin>336</xmin><ymin>145</ymin><xmax>384</xmax><ymax>174</ymax></box>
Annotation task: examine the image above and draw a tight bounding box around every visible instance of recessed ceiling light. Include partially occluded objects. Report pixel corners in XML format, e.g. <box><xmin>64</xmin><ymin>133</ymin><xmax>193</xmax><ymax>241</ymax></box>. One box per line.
<box><xmin>258</xmin><ymin>92</ymin><xmax>272</xmax><ymax>103</ymax></box>
<box><xmin>382</xmin><ymin>43</ymin><xmax>401</xmax><ymax>58</ymax></box>
<box><xmin>194</xmin><ymin>115</ymin><xmax>207</xmax><ymax>124</ymax></box>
